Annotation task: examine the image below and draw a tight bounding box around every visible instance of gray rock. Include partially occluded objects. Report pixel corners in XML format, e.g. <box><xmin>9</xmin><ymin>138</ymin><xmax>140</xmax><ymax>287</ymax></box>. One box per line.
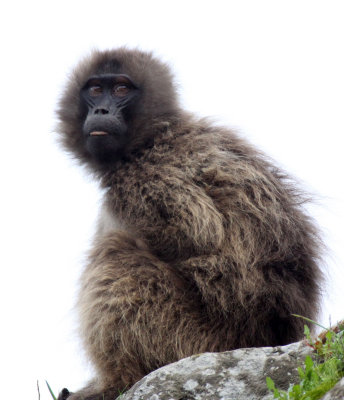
<box><xmin>117</xmin><ymin>341</ymin><xmax>313</xmax><ymax>400</ymax></box>
<box><xmin>321</xmin><ymin>377</ymin><xmax>344</xmax><ymax>400</ymax></box>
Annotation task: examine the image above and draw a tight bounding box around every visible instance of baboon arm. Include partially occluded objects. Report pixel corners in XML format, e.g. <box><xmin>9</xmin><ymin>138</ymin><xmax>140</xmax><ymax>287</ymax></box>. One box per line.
<box><xmin>110</xmin><ymin>168</ymin><xmax>225</xmax><ymax>259</ymax></box>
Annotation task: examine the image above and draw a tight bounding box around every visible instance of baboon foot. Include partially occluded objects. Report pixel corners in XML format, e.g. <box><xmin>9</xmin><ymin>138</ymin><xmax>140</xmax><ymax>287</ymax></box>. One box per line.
<box><xmin>57</xmin><ymin>388</ymin><xmax>71</xmax><ymax>400</ymax></box>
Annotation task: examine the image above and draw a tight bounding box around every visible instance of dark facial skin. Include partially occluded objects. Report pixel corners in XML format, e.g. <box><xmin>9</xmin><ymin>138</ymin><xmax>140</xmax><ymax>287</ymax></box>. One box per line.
<box><xmin>81</xmin><ymin>74</ymin><xmax>139</xmax><ymax>162</ymax></box>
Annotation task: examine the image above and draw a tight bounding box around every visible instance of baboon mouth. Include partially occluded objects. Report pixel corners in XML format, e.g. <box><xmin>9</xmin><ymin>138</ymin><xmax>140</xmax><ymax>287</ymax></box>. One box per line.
<box><xmin>90</xmin><ymin>131</ymin><xmax>109</xmax><ymax>136</ymax></box>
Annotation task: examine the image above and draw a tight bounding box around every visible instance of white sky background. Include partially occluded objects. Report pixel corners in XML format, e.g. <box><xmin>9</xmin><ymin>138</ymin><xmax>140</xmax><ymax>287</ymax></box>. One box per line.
<box><xmin>0</xmin><ymin>1</ymin><xmax>343</xmax><ymax>398</ymax></box>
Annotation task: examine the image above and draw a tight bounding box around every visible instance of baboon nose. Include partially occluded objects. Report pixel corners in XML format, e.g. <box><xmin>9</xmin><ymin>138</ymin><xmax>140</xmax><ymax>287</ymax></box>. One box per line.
<box><xmin>94</xmin><ymin>108</ymin><xmax>109</xmax><ymax>115</ymax></box>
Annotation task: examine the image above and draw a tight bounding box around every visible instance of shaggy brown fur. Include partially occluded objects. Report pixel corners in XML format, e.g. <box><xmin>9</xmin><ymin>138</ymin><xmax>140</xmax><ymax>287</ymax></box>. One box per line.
<box><xmin>56</xmin><ymin>48</ymin><xmax>323</xmax><ymax>400</ymax></box>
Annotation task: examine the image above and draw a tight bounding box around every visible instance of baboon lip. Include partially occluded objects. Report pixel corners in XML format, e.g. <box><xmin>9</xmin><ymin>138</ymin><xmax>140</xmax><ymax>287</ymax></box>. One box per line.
<box><xmin>90</xmin><ymin>131</ymin><xmax>109</xmax><ymax>136</ymax></box>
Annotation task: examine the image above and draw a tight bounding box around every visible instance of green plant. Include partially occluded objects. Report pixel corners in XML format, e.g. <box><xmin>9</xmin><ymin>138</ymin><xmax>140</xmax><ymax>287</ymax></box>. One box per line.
<box><xmin>46</xmin><ymin>381</ymin><xmax>57</xmax><ymax>400</ymax></box>
<box><xmin>266</xmin><ymin>318</ymin><xmax>344</xmax><ymax>400</ymax></box>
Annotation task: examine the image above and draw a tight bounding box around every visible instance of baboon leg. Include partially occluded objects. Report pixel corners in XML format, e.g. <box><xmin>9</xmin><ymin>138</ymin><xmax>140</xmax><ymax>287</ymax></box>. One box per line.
<box><xmin>71</xmin><ymin>231</ymin><xmax>232</xmax><ymax>398</ymax></box>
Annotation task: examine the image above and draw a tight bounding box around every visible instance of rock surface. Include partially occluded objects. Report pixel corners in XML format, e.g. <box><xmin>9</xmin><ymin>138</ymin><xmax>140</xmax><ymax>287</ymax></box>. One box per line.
<box><xmin>118</xmin><ymin>341</ymin><xmax>314</xmax><ymax>400</ymax></box>
<box><xmin>321</xmin><ymin>377</ymin><xmax>344</xmax><ymax>400</ymax></box>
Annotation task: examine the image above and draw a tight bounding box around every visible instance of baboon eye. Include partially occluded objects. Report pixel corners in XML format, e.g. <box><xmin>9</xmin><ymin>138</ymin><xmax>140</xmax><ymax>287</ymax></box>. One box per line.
<box><xmin>113</xmin><ymin>84</ymin><xmax>130</xmax><ymax>97</ymax></box>
<box><xmin>89</xmin><ymin>85</ymin><xmax>103</xmax><ymax>97</ymax></box>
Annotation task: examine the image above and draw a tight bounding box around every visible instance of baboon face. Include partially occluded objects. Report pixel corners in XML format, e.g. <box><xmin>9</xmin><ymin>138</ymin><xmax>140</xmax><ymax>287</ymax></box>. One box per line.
<box><xmin>57</xmin><ymin>48</ymin><xmax>180</xmax><ymax>166</ymax></box>
<box><xmin>80</xmin><ymin>73</ymin><xmax>140</xmax><ymax>162</ymax></box>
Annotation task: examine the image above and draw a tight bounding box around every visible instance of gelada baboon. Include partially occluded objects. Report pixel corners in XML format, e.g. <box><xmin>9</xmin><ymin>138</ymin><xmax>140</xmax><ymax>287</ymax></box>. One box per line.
<box><xmin>56</xmin><ymin>48</ymin><xmax>322</xmax><ymax>399</ymax></box>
